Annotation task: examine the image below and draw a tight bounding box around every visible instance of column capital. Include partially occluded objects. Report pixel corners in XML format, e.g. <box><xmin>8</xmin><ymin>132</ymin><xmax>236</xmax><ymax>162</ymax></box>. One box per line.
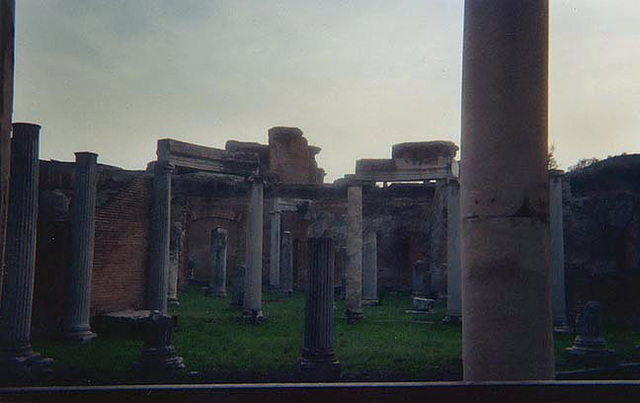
<box><xmin>74</xmin><ymin>152</ymin><xmax>98</xmax><ymax>164</ymax></box>
<box><xmin>155</xmin><ymin>160</ymin><xmax>175</xmax><ymax>175</ymax></box>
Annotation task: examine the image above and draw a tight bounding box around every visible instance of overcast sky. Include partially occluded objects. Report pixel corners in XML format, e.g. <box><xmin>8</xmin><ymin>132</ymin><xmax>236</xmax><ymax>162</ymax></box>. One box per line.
<box><xmin>12</xmin><ymin>1</ymin><xmax>640</xmax><ymax>181</ymax></box>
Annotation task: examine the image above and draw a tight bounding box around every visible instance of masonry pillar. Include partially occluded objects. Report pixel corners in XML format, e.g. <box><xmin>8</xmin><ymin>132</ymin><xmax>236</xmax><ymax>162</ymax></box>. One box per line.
<box><xmin>550</xmin><ymin>170</ymin><xmax>568</xmax><ymax>331</ymax></box>
<box><xmin>362</xmin><ymin>230</ymin><xmax>378</xmax><ymax>305</ymax></box>
<box><xmin>269</xmin><ymin>201</ymin><xmax>281</xmax><ymax>289</ymax></box>
<box><xmin>460</xmin><ymin>0</ymin><xmax>554</xmax><ymax>380</ymax></box>
<box><xmin>61</xmin><ymin>152</ymin><xmax>98</xmax><ymax>343</ymax></box>
<box><xmin>281</xmin><ymin>231</ymin><xmax>294</xmax><ymax>294</ymax></box>
<box><xmin>445</xmin><ymin>180</ymin><xmax>461</xmax><ymax>324</ymax></box>
<box><xmin>167</xmin><ymin>222</ymin><xmax>183</xmax><ymax>307</ymax></box>
<box><xmin>296</xmin><ymin>237</ymin><xmax>341</xmax><ymax>381</ymax></box>
<box><xmin>0</xmin><ymin>123</ymin><xmax>52</xmax><ymax>378</ymax></box>
<box><xmin>206</xmin><ymin>227</ymin><xmax>228</xmax><ymax>297</ymax></box>
<box><xmin>243</xmin><ymin>177</ymin><xmax>264</xmax><ymax>320</ymax></box>
<box><xmin>345</xmin><ymin>185</ymin><xmax>363</xmax><ymax>322</ymax></box>
<box><xmin>148</xmin><ymin>160</ymin><xmax>173</xmax><ymax>315</ymax></box>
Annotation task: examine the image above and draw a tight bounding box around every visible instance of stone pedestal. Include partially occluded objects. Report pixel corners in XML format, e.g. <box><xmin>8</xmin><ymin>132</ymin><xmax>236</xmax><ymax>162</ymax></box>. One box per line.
<box><xmin>168</xmin><ymin>222</ymin><xmax>184</xmax><ymax>307</ymax></box>
<box><xmin>0</xmin><ymin>123</ymin><xmax>53</xmax><ymax>380</ymax></box>
<box><xmin>460</xmin><ymin>1</ymin><xmax>554</xmax><ymax>380</ymax></box>
<box><xmin>362</xmin><ymin>230</ymin><xmax>378</xmax><ymax>306</ymax></box>
<box><xmin>61</xmin><ymin>152</ymin><xmax>98</xmax><ymax>343</ymax></box>
<box><xmin>269</xmin><ymin>208</ymin><xmax>281</xmax><ymax>289</ymax></box>
<box><xmin>412</xmin><ymin>259</ymin><xmax>427</xmax><ymax>297</ymax></box>
<box><xmin>136</xmin><ymin>311</ymin><xmax>185</xmax><ymax>378</ymax></box>
<box><xmin>565</xmin><ymin>301</ymin><xmax>616</xmax><ymax>366</ymax></box>
<box><xmin>550</xmin><ymin>170</ymin><xmax>569</xmax><ymax>332</ymax></box>
<box><xmin>243</xmin><ymin>177</ymin><xmax>264</xmax><ymax>321</ymax></box>
<box><xmin>444</xmin><ymin>180</ymin><xmax>461</xmax><ymax>324</ymax></box>
<box><xmin>345</xmin><ymin>185</ymin><xmax>363</xmax><ymax>323</ymax></box>
<box><xmin>281</xmin><ymin>231</ymin><xmax>294</xmax><ymax>295</ymax></box>
<box><xmin>206</xmin><ymin>227</ymin><xmax>228</xmax><ymax>298</ymax></box>
<box><xmin>296</xmin><ymin>237</ymin><xmax>341</xmax><ymax>381</ymax></box>
<box><xmin>148</xmin><ymin>160</ymin><xmax>173</xmax><ymax>315</ymax></box>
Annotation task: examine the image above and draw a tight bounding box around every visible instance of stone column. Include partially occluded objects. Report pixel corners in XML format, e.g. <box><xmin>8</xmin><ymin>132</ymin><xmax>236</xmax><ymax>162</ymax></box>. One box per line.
<box><xmin>460</xmin><ymin>0</ymin><xmax>554</xmax><ymax>380</ymax></box>
<box><xmin>0</xmin><ymin>123</ymin><xmax>52</xmax><ymax>378</ymax></box>
<box><xmin>61</xmin><ymin>152</ymin><xmax>98</xmax><ymax>343</ymax></box>
<box><xmin>281</xmin><ymin>231</ymin><xmax>294</xmax><ymax>295</ymax></box>
<box><xmin>296</xmin><ymin>237</ymin><xmax>341</xmax><ymax>381</ymax></box>
<box><xmin>167</xmin><ymin>222</ymin><xmax>183</xmax><ymax>307</ymax></box>
<box><xmin>243</xmin><ymin>177</ymin><xmax>264</xmax><ymax>320</ymax></box>
<box><xmin>429</xmin><ymin>181</ymin><xmax>447</xmax><ymax>299</ymax></box>
<box><xmin>362</xmin><ymin>229</ymin><xmax>378</xmax><ymax>305</ymax></box>
<box><xmin>412</xmin><ymin>259</ymin><xmax>427</xmax><ymax>297</ymax></box>
<box><xmin>445</xmin><ymin>180</ymin><xmax>461</xmax><ymax>324</ymax></box>
<box><xmin>147</xmin><ymin>160</ymin><xmax>173</xmax><ymax>315</ymax></box>
<box><xmin>345</xmin><ymin>185</ymin><xmax>363</xmax><ymax>323</ymax></box>
<box><xmin>0</xmin><ymin>0</ymin><xmax>16</xmax><ymax>298</ymax></box>
<box><xmin>550</xmin><ymin>170</ymin><xmax>568</xmax><ymax>331</ymax></box>
<box><xmin>206</xmin><ymin>227</ymin><xmax>228</xmax><ymax>297</ymax></box>
<box><xmin>269</xmin><ymin>203</ymin><xmax>281</xmax><ymax>289</ymax></box>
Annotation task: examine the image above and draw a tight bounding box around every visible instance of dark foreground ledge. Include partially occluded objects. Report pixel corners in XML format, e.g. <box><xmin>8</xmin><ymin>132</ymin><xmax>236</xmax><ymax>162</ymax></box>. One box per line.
<box><xmin>3</xmin><ymin>381</ymin><xmax>640</xmax><ymax>403</ymax></box>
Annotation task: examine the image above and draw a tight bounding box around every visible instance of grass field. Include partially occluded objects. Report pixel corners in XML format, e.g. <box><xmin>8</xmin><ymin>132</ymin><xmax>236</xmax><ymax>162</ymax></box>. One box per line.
<box><xmin>28</xmin><ymin>285</ymin><xmax>640</xmax><ymax>385</ymax></box>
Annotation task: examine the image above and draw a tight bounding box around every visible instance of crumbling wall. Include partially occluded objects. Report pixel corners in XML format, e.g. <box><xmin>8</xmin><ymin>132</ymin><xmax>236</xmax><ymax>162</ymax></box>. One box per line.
<box><xmin>268</xmin><ymin>127</ymin><xmax>325</xmax><ymax>185</ymax></box>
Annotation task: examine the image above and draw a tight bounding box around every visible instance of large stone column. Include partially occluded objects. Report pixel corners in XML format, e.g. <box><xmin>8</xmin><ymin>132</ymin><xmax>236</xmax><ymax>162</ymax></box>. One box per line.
<box><xmin>0</xmin><ymin>0</ymin><xmax>16</xmax><ymax>298</ymax></box>
<box><xmin>167</xmin><ymin>222</ymin><xmax>183</xmax><ymax>307</ymax></box>
<box><xmin>281</xmin><ymin>231</ymin><xmax>294</xmax><ymax>294</ymax></box>
<box><xmin>0</xmin><ymin>123</ymin><xmax>52</xmax><ymax>378</ymax></box>
<box><xmin>243</xmin><ymin>177</ymin><xmax>264</xmax><ymax>320</ymax></box>
<box><xmin>362</xmin><ymin>229</ymin><xmax>378</xmax><ymax>305</ymax></box>
<box><xmin>445</xmin><ymin>180</ymin><xmax>461</xmax><ymax>324</ymax></box>
<box><xmin>148</xmin><ymin>160</ymin><xmax>173</xmax><ymax>315</ymax></box>
<box><xmin>269</xmin><ymin>202</ymin><xmax>281</xmax><ymax>289</ymax></box>
<box><xmin>345</xmin><ymin>185</ymin><xmax>363</xmax><ymax>323</ymax></box>
<box><xmin>61</xmin><ymin>152</ymin><xmax>98</xmax><ymax>343</ymax></box>
<box><xmin>550</xmin><ymin>170</ymin><xmax>568</xmax><ymax>331</ymax></box>
<box><xmin>296</xmin><ymin>237</ymin><xmax>341</xmax><ymax>381</ymax></box>
<box><xmin>429</xmin><ymin>181</ymin><xmax>447</xmax><ymax>299</ymax></box>
<box><xmin>460</xmin><ymin>1</ymin><xmax>554</xmax><ymax>380</ymax></box>
<box><xmin>206</xmin><ymin>227</ymin><xmax>228</xmax><ymax>297</ymax></box>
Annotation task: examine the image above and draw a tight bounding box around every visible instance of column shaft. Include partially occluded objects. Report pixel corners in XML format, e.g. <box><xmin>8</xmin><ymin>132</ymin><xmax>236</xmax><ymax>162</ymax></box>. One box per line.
<box><xmin>269</xmin><ymin>208</ymin><xmax>281</xmax><ymax>288</ymax></box>
<box><xmin>206</xmin><ymin>227</ymin><xmax>228</xmax><ymax>297</ymax></box>
<box><xmin>62</xmin><ymin>152</ymin><xmax>98</xmax><ymax>342</ymax></box>
<box><xmin>550</xmin><ymin>171</ymin><xmax>568</xmax><ymax>329</ymax></box>
<box><xmin>460</xmin><ymin>0</ymin><xmax>554</xmax><ymax>380</ymax></box>
<box><xmin>281</xmin><ymin>231</ymin><xmax>294</xmax><ymax>294</ymax></box>
<box><xmin>243</xmin><ymin>179</ymin><xmax>264</xmax><ymax>318</ymax></box>
<box><xmin>148</xmin><ymin>161</ymin><xmax>172</xmax><ymax>314</ymax></box>
<box><xmin>446</xmin><ymin>180</ymin><xmax>461</xmax><ymax>322</ymax></box>
<box><xmin>362</xmin><ymin>230</ymin><xmax>378</xmax><ymax>305</ymax></box>
<box><xmin>167</xmin><ymin>222</ymin><xmax>183</xmax><ymax>306</ymax></box>
<box><xmin>345</xmin><ymin>186</ymin><xmax>363</xmax><ymax>322</ymax></box>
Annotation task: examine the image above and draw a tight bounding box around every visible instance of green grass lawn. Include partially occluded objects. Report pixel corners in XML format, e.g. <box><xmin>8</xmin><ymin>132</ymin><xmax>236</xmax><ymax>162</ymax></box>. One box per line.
<box><xmin>28</xmin><ymin>285</ymin><xmax>640</xmax><ymax>385</ymax></box>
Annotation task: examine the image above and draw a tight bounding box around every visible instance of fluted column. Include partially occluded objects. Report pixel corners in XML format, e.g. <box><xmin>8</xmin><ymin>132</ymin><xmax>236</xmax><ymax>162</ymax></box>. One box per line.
<box><xmin>269</xmin><ymin>205</ymin><xmax>281</xmax><ymax>289</ymax></box>
<box><xmin>362</xmin><ymin>230</ymin><xmax>378</xmax><ymax>305</ymax></box>
<box><xmin>461</xmin><ymin>0</ymin><xmax>554</xmax><ymax>380</ymax></box>
<box><xmin>61</xmin><ymin>152</ymin><xmax>98</xmax><ymax>343</ymax></box>
<box><xmin>281</xmin><ymin>231</ymin><xmax>294</xmax><ymax>294</ymax></box>
<box><xmin>243</xmin><ymin>177</ymin><xmax>264</xmax><ymax>320</ymax></box>
<box><xmin>550</xmin><ymin>170</ymin><xmax>568</xmax><ymax>331</ymax></box>
<box><xmin>296</xmin><ymin>237</ymin><xmax>341</xmax><ymax>381</ymax></box>
<box><xmin>345</xmin><ymin>185</ymin><xmax>363</xmax><ymax>323</ymax></box>
<box><xmin>206</xmin><ymin>227</ymin><xmax>228</xmax><ymax>297</ymax></box>
<box><xmin>0</xmin><ymin>123</ymin><xmax>52</xmax><ymax>378</ymax></box>
<box><xmin>148</xmin><ymin>160</ymin><xmax>173</xmax><ymax>315</ymax></box>
<box><xmin>445</xmin><ymin>180</ymin><xmax>461</xmax><ymax>324</ymax></box>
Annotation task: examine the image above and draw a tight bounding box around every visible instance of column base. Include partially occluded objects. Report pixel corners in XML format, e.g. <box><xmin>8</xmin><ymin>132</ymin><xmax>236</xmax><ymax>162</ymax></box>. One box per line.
<box><xmin>241</xmin><ymin>309</ymin><xmax>266</xmax><ymax>324</ymax></box>
<box><xmin>168</xmin><ymin>298</ymin><xmax>180</xmax><ymax>307</ymax></box>
<box><xmin>295</xmin><ymin>358</ymin><xmax>341</xmax><ymax>382</ymax></box>
<box><xmin>565</xmin><ymin>346</ymin><xmax>617</xmax><ymax>367</ymax></box>
<box><xmin>553</xmin><ymin>323</ymin><xmax>572</xmax><ymax>334</ymax></box>
<box><xmin>442</xmin><ymin>315</ymin><xmax>462</xmax><ymax>325</ymax></box>
<box><xmin>0</xmin><ymin>347</ymin><xmax>54</xmax><ymax>382</ymax></box>
<box><xmin>205</xmin><ymin>288</ymin><xmax>227</xmax><ymax>298</ymax></box>
<box><xmin>362</xmin><ymin>299</ymin><xmax>379</xmax><ymax>306</ymax></box>
<box><xmin>62</xmin><ymin>329</ymin><xmax>97</xmax><ymax>344</ymax></box>
<box><xmin>345</xmin><ymin>309</ymin><xmax>364</xmax><ymax>324</ymax></box>
<box><xmin>135</xmin><ymin>346</ymin><xmax>186</xmax><ymax>378</ymax></box>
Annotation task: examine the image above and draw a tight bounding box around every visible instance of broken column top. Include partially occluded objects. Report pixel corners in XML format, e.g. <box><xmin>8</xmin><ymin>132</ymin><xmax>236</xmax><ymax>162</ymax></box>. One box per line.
<box><xmin>391</xmin><ymin>141</ymin><xmax>458</xmax><ymax>161</ymax></box>
<box><xmin>268</xmin><ymin>126</ymin><xmax>305</xmax><ymax>143</ymax></box>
